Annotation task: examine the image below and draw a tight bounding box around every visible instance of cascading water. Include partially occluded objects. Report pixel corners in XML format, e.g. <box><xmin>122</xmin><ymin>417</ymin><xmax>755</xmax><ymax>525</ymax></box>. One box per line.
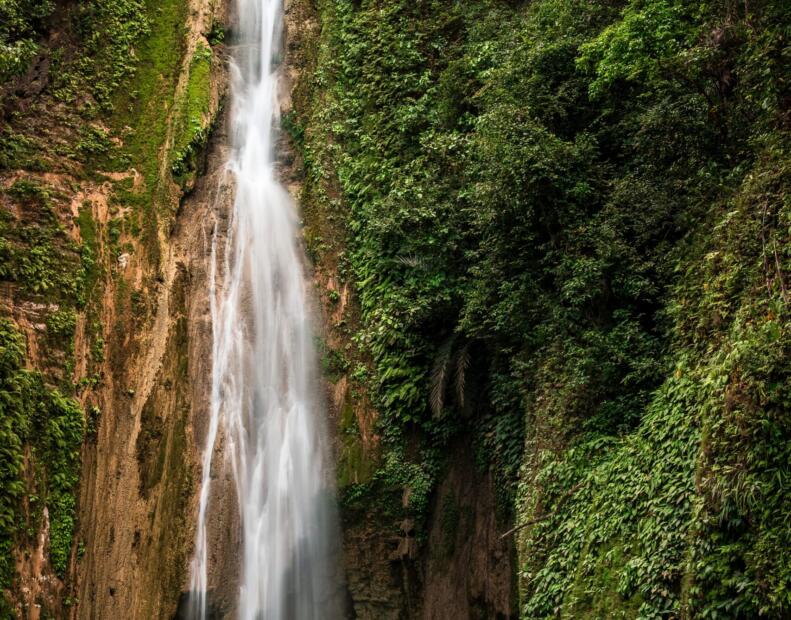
<box><xmin>188</xmin><ymin>0</ymin><xmax>340</xmax><ymax>618</ymax></box>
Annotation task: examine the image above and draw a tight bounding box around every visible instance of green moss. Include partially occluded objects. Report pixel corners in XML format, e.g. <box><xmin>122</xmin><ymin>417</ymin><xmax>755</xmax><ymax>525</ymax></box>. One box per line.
<box><xmin>171</xmin><ymin>42</ymin><xmax>215</xmax><ymax>187</ymax></box>
<box><xmin>563</xmin><ymin>541</ymin><xmax>644</xmax><ymax>619</ymax></box>
<box><xmin>337</xmin><ymin>396</ymin><xmax>376</xmax><ymax>488</ymax></box>
<box><xmin>113</xmin><ymin>0</ymin><xmax>187</xmax><ymax>174</ymax></box>
<box><xmin>107</xmin><ymin>0</ymin><xmax>189</xmax><ymax>257</ymax></box>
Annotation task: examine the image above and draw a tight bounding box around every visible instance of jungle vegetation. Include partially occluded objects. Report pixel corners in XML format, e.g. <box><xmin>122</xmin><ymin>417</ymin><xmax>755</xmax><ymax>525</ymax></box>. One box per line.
<box><xmin>295</xmin><ymin>0</ymin><xmax>790</xmax><ymax>617</ymax></box>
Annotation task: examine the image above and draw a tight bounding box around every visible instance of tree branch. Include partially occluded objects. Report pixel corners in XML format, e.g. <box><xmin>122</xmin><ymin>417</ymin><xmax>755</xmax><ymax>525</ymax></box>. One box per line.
<box><xmin>500</xmin><ymin>481</ymin><xmax>585</xmax><ymax>540</ymax></box>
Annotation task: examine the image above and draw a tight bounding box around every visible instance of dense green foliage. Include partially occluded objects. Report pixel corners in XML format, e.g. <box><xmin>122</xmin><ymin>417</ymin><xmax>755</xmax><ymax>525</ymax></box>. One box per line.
<box><xmin>0</xmin><ymin>178</ymin><xmax>89</xmax><ymax>607</ymax></box>
<box><xmin>0</xmin><ymin>320</ymin><xmax>84</xmax><ymax>587</ymax></box>
<box><xmin>0</xmin><ymin>0</ymin><xmax>150</xmax><ymax>175</ymax></box>
<box><xmin>0</xmin><ymin>0</ymin><xmax>54</xmax><ymax>80</ymax></box>
<box><xmin>0</xmin><ymin>168</ymin><xmax>94</xmax><ymax>602</ymax></box>
<box><xmin>2</xmin><ymin>0</ymin><xmax>788</xmax><ymax>615</ymax></box>
<box><xmin>298</xmin><ymin>0</ymin><xmax>790</xmax><ymax>616</ymax></box>
<box><xmin>0</xmin><ymin>0</ymin><xmax>148</xmax><ymax>106</ymax></box>
<box><xmin>0</xmin><ymin>179</ymin><xmax>94</xmax><ymax>305</ymax></box>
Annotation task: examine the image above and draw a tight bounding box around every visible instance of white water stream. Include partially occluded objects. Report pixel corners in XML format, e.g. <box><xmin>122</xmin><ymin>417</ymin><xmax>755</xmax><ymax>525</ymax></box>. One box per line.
<box><xmin>188</xmin><ymin>1</ymin><xmax>339</xmax><ymax>618</ymax></box>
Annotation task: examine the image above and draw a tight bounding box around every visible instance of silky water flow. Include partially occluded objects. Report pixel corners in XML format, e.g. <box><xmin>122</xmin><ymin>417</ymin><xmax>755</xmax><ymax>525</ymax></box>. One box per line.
<box><xmin>188</xmin><ymin>1</ymin><xmax>340</xmax><ymax>618</ymax></box>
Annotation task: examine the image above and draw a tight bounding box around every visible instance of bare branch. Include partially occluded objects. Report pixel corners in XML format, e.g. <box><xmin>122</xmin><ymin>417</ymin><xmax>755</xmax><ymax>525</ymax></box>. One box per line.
<box><xmin>500</xmin><ymin>481</ymin><xmax>585</xmax><ymax>540</ymax></box>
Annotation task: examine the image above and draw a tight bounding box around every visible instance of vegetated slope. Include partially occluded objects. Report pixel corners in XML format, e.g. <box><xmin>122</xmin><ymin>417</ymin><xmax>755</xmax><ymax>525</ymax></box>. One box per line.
<box><xmin>293</xmin><ymin>0</ymin><xmax>790</xmax><ymax>617</ymax></box>
<box><xmin>0</xmin><ymin>0</ymin><xmax>225</xmax><ymax>616</ymax></box>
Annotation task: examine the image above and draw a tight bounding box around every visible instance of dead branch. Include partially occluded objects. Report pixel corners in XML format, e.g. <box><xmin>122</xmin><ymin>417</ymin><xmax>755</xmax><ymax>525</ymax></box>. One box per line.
<box><xmin>500</xmin><ymin>481</ymin><xmax>585</xmax><ymax>540</ymax></box>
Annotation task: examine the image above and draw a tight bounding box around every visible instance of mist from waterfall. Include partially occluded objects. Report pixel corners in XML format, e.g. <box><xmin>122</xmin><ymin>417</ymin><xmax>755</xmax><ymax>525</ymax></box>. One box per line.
<box><xmin>188</xmin><ymin>0</ymin><xmax>340</xmax><ymax>618</ymax></box>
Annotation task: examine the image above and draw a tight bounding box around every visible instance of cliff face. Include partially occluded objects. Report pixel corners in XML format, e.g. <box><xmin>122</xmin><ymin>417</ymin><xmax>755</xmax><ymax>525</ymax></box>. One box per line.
<box><xmin>3</xmin><ymin>0</ymin><xmax>506</xmax><ymax>616</ymax></box>
<box><xmin>1</xmin><ymin>0</ymin><xmax>229</xmax><ymax>616</ymax></box>
<box><xmin>73</xmin><ymin>115</ymin><xmax>223</xmax><ymax>619</ymax></box>
<box><xmin>72</xmin><ymin>0</ymin><xmax>232</xmax><ymax>616</ymax></box>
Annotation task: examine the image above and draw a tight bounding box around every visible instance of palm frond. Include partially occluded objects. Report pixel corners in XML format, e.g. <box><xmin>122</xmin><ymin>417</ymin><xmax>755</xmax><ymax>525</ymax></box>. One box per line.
<box><xmin>430</xmin><ymin>335</ymin><xmax>455</xmax><ymax>417</ymax></box>
<box><xmin>395</xmin><ymin>255</ymin><xmax>424</xmax><ymax>268</ymax></box>
<box><xmin>454</xmin><ymin>342</ymin><xmax>471</xmax><ymax>410</ymax></box>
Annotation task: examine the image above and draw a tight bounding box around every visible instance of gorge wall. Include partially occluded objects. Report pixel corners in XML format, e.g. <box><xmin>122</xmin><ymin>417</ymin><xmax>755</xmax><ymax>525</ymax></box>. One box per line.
<box><xmin>1</xmin><ymin>0</ymin><xmax>229</xmax><ymax>616</ymax></box>
<box><xmin>1</xmin><ymin>0</ymin><xmax>789</xmax><ymax>619</ymax></box>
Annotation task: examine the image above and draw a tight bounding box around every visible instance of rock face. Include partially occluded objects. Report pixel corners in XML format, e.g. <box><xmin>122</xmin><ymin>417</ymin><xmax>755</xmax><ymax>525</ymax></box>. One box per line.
<box><xmin>0</xmin><ymin>0</ymin><xmax>230</xmax><ymax>610</ymax></box>
<box><xmin>71</xmin><ymin>0</ymin><xmax>231</xmax><ymax>617</ymax></box>
<box><xmin>73</xmin><ymin>139</ymin><xmax>225</xmax><ymax>619</ymax></box>
<box><xmin>327</xmin><ymin>448</ymin><xmax>515</xmax><ymax>620</ymax></box>
<box><xmin>420</xmin><ymin>447</ymin><xmax>515</xmax><ymax>620</ymax></box>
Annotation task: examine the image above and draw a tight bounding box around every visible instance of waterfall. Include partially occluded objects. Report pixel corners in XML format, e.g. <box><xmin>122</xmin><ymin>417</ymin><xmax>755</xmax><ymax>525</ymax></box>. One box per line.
<box><xmin>188</xmin><ymin>0</ymin><xmax>340</xmax><ymax>618</ymax></box>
